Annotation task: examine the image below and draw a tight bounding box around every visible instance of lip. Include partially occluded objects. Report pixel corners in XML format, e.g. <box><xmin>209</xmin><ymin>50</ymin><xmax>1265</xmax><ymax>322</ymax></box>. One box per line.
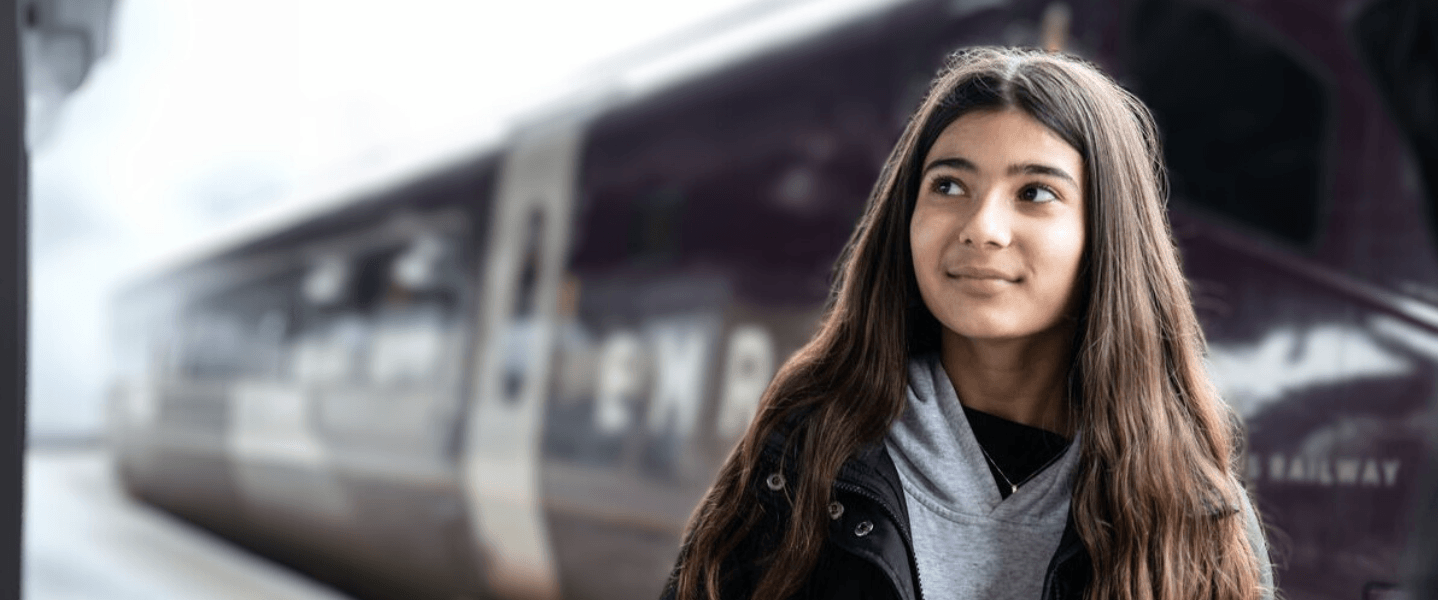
<box><xmin>949</xmin><ymin>266</ymin><xmax>1019</xmax><ymax>282</ymax></box>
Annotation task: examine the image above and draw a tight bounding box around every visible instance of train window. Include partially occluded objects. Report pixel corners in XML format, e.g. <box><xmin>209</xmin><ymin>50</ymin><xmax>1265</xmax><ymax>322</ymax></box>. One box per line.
<box><xmin>177</xmin><ymin>310</ymin><xmax>244</xmax><ymax>379</ymax></box>
<box><xmin>1352</xmin><ymin>0</ymin><xmax>1438</xmax><ymax>234</ymax></box>
<box><xmin>303</xmin><ymin>256</ymin><xmax>350</xmax><ymax>307</ymax></box>
<box><xmin>500</xmin><ymin>209</ymin><xmax>546</xmax><ymax>401</ymax></box>
<box><xmin>369</xmin><ymin>233</ymin><xmax>466</xmax><ymax>387</ymax></box>
<box><xmin>1127</xmin><ymin>0</ymin><xmax>1332</xmax><ymax>247</ymax></box>
<box><xmin>389</xmin><ymin>234</ymin><xmax>447</xmax><ymax>291</ymax></box>
<box><xmin>292</xmin><ymin>229</ymin><xmax>469</xmax><ymax>388</ymax></box>
<box><xmin>226</xmin><ymin>276</ymin><xmax>296</xmax><ymax>381</ymax></box>
<box><xmin>512</xmin><ymin>208</ymin><xmax>546</xmax><ymax>317</ymax></box>
<box><xmin>176</xmin><ymin>269</ymin><xmax>299</xmax><ymax>381</ymax></box>
<box><xmin>295</xmin><ymin>255</ymin><xmax>371</xmax><ymax>385</ymax></box>
<box><xmin>628</xmin><ymin>185</ymin><xmax>684</xmax><ymax>264</ymax></box>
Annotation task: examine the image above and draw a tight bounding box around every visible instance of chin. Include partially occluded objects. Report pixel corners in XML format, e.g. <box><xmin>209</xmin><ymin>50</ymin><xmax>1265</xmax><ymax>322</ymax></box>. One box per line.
<box><xmin>939</xmin><ymin>318</ymin><xmax>1027</xmax><ymax>341</ymax></box>
<box><xmin>938</xmin><ymin>313</ymin><xmax>1068</xmax><ymax>344</ymax></box>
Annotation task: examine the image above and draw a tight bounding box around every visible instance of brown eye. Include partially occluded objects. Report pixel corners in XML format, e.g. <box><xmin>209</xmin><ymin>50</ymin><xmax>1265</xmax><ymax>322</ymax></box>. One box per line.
<box><xmin>1020</xmin><ymin>185</ymin><xmax>1059</xmax><ymax>203</ymax></box>
<box><xmin>933</xmin><ymin>178</ymin><xmax>965</xmax><ymax>196</ymax></box>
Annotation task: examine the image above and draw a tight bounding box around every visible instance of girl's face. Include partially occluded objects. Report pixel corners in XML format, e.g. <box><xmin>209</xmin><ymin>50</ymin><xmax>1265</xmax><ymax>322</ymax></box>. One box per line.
<box><xmin>910</xmin><ymin>108</ymin><xmax>1086</xmax><ymax>344</ymax></box>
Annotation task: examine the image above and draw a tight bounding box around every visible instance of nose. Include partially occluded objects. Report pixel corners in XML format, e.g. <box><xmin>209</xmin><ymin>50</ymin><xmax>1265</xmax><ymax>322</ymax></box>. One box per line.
<box><xmin>959</xmin><ymin>192</ymin><xmax>1011</xmax><ymax>249</ymax></box>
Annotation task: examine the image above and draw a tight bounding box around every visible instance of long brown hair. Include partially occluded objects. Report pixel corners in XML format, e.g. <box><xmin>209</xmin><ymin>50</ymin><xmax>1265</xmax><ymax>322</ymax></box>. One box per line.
<box><xmin>673</xmin><ymin>46</ymin><xmax>1266</xmax><ymax>600</ymax></box>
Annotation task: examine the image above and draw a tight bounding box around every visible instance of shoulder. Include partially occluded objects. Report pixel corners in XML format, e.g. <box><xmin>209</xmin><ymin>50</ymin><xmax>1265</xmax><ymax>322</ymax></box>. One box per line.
<box><xmin>1234</xmin><ymin>485</ymin><xmax>1276</xmax><ymax>600</ymax></box>
<box><xmin>754</xmin><ymin>405</ymin><xmax>815</xmax><ymax>471</ymax></box>
<box><xmin>754</xmin><ymin>403</ymin><xmax>903</xmax><ymax>497</ymax></box>
<box><xmin>752</xmin><ymin>406</ymin><xmax>895</xmax><ymax>494</ymax></box>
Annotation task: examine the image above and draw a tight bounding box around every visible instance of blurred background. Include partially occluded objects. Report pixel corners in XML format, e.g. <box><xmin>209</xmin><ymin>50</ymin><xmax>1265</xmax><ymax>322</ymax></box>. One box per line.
<box><xmin>25</xmin><ymin>0</ymin><xmax>852</xmax><ymax>598</ymax></box>
<box><xmin>27</xmin><ymin>0</ymin><xmax>811</xmax><ymax>443</ymax></box>
<box><xmin>22</xmin><ymin>0</ymin><xmax>1438</xmax><ymax>599</ymax></box>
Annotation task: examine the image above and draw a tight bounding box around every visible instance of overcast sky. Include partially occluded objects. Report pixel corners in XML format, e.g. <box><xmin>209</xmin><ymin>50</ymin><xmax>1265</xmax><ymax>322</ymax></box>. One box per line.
<box><xmin>26</xmin><ymin>0</ymin><xmax>821</xmax><ymax>438</ymax></box>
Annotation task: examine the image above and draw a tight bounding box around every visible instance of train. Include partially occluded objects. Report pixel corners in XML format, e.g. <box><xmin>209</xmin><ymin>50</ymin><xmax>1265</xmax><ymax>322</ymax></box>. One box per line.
<box><xmin>105</xmin><ymin>0</ymin><xmax>1438</xmax><ymax>598</ymax></box>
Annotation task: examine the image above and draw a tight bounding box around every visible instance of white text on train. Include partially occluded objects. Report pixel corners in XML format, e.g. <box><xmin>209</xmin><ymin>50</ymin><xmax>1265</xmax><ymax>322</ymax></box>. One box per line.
<box><xmin>1248</xmin><ymin>454</ymin><xmax>1401</xmax><ymax>487</ymax></box>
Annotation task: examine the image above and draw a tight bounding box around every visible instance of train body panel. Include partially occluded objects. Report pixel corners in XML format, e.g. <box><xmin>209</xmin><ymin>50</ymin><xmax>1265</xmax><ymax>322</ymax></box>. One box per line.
<box><xmin>107</xmin><ymin>0</ymin><xmax>1438</xmax><ymax>598</ymax></box>
<box><xmin>110</xmin><ymin>154</ymin><xmax>501</xmax><ymax>598</ymax></box>
<box><xmin>1180</xmin><ymin>212</ymin><xmax>1438</xmax><ymax>598</ymax></box>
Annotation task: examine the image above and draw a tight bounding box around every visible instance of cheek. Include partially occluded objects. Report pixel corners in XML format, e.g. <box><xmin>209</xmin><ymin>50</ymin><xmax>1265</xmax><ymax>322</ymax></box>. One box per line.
<box><xmin>1044</xmin><ymin>223</ymin><xmax>1087</xmax><ymax>294</ymax></box>
<box><xmin>1057</xmin><ymin>230</ymin><xmax>1086</xmax><ymax>272</ymax></box>
<box><xmin>909</xmin><ymin>208</ymin><xmax>944</xmax><ymax>270</ymax></box>
<box><xmin>909</xmin><ymin>228</ymin><xmax>943</xmax><ymax>304</ymax></box>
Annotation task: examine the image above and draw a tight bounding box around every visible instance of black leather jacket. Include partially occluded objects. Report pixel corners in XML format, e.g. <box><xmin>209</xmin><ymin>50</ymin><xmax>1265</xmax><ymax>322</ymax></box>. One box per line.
<box><xmin>662</xmin><ymin>416</ymin><xmax>1275</xmax><ymax>600</ymax></box>
<box><xmin>662</xmin><ymin>424</ymin><xmax>1092</xmax><ymax>600</ymax></box>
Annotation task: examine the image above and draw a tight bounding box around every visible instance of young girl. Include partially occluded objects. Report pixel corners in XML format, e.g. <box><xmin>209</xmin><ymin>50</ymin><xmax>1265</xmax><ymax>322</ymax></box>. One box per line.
<box><xmin>662</xmin><ymin>46</ymin><xmax>1275</xmax><ymax>600</ymax></box>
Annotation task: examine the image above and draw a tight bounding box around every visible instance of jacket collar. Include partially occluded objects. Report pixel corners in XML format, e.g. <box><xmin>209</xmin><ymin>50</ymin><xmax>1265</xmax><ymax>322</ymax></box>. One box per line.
<box><xmin>835</xmin><ymin>440</ymin><xmax>911</xmax><ymax>537</ymax></box>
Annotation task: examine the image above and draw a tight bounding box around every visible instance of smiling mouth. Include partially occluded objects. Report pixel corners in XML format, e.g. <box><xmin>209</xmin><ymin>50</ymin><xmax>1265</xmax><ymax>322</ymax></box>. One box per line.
<box><xmin>949</xmin><ymin>267</ymin><xmax>1020</xmax><ymax>282</ymax></box>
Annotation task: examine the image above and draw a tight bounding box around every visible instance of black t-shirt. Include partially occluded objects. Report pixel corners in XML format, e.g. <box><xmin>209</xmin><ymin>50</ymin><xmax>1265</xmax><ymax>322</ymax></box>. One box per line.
<box><xmin>963</xmin><ymin>406</ymin><xmax>1069</xmax><ymax>499</ymax></box>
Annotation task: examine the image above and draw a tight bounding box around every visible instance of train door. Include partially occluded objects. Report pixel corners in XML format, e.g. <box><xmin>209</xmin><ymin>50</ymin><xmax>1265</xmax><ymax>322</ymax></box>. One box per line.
<box><xmin>294</xmin><ymin>211</ymin><xmax>477</xmax><ymax>593</ymax></box>
<box><xmin>461</xmin><ymin>121</ymin><xmax>585</xmax><ymax>600</ymax></box>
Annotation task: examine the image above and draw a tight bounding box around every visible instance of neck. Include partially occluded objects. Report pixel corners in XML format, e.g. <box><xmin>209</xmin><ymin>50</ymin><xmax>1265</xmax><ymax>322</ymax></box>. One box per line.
<box><xmin>938</xmin><ymin>325</ymin><xmax>1075</xmax><ymax>436</ymax></box>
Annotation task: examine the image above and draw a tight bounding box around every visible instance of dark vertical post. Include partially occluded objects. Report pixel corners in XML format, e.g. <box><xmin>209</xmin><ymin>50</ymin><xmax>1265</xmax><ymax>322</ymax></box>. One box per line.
<box><xmin>0</xmin><ymin>0</ymin><xmax>25</xmax><ymax>598</ymax></box>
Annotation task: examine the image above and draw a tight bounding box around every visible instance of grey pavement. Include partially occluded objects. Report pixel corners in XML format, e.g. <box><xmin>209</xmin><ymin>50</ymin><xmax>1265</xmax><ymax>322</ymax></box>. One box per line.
<box><xmin>24</xmin><ymin>446</ymin><xmax>355</xmax><ymax>600</ymax></box>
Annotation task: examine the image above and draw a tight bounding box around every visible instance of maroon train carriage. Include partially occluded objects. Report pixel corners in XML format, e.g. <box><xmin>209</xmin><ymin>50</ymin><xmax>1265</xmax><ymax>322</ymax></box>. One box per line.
<box><xmin>107</xmin><ymin>0</ymin><xmax>1438</xmax><ymax>598</ymax></box>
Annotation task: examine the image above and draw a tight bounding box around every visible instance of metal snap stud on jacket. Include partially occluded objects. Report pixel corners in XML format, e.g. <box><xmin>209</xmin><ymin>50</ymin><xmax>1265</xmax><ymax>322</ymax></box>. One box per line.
<box><xmin>828</xmin><ymin>501</ymin><xmax>844</xmax><ymax>520</ymax></box>
<box><xmin>853</xmin><ymin>520</ymin><xmax>873</xmax><ymax>537</ymax></box>
<box><xmin>765</xmin><ymin>473</ymin><xmax>785</xmax><ymax>491</ymax></box>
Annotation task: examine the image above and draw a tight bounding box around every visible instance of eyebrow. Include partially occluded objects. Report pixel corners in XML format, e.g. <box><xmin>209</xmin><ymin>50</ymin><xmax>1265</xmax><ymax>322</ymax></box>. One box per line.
<box><xmin>923</xmin><ymin>157</ymin><xmax>1079</xmax><ymax>188</ymax></box>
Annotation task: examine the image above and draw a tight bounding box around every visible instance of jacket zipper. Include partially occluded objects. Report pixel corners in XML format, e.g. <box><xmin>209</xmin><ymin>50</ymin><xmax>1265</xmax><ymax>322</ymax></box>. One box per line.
<box><xmin>833</xmin><ymin>480</ymin><xmax>926</xmax><ymax>600</ymax></box>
